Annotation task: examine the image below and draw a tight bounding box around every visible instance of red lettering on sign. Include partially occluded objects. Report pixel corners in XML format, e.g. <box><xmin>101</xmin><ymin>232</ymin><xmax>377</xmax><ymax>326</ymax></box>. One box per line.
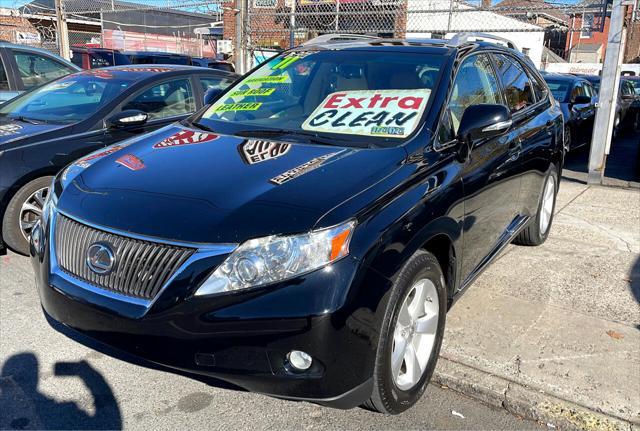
<box><xmin>344</xmin><ymin>97</ymin><xmax>365</xmax><ymax>108</ymax></box>
<box><xmin>368</xmin><ymin>94</ymin><xmax>383</xmax><ymax>108</ymax></box>
<box><xmin>398</xmin><ymin>96</ymin><xmax>424</xmax><ymax>109</ymax></box>
<box><xmin>380</xmin><ymin>96</ymin><xmax>399</xmax><ymax>108</ymax></box>
<box><xmin>324</xmin><ymin>93</ymin><xmax>346</xmax><ymax>108</ymax></box>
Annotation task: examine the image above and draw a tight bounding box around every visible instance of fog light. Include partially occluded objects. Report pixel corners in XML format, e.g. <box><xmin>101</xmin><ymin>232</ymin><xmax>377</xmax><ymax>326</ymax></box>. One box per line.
<box><xmin>287</xmin><ymin>350</ymin><xmax>312</xmax><ymax>371</ymax></box>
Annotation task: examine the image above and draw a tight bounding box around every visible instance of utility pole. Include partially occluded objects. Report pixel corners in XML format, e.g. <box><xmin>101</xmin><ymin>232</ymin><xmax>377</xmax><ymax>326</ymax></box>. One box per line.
<box><xmin>234</xmin><ymin>0</ymin><xmax>243</xmax><ymax>73</ymax></box>
<box><xmin>289</xmin><ymin>0</ymin><xmax>296</xmax><ymax>48</ymax></box>
<box><xmin>54</xmin><ymin>0</ymin><xmax>71</xmax><ymax>60</ymax></box>
<box><xmin>587</xmin><ymin>0</ymin><xmax>626</xmax><ymax>184</ymax></box>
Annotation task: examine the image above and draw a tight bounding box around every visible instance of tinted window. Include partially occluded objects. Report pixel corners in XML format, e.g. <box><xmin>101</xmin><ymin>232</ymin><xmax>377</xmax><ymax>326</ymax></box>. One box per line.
<box><xmin>13</xmin><ymin>50</ymin><xmax>75</xmax><ymax>89</ymax></box>
<box><xmin>0</xmin><ymin>58</ymin><xmax>9</xmax><ymax>90</ymax></box>
<box><xmin>71</xmin><ymin>51</ymin><xmax>84</xmax><ymax>68</ymax></box>
<box><xmin>448</xmin><ymin>54</ymin><xmax>501</xmax><ymax>134</ymax></box>
<box><xmin>123</xmin><ymin>78</ymin><xmax>195</xmax><ymax>120</ymax></box>
<box><xmin>211</xmin><ymin>63</ymin><xmax>234</xmax><ymax>72</ymax></box>
<box><xmin>493</xmin><ymin>54</ymin><xmax>535</xmax><ymax>113</ymax></box>
<box><xmin>200</xmin><ymin>76</ymin><xmax>235</xmax><ymax>92</ymax></box>
<box><xmin>0</xmin><ymin>74</ymin><xmax>133</xmax><ymax>123</ymax></box>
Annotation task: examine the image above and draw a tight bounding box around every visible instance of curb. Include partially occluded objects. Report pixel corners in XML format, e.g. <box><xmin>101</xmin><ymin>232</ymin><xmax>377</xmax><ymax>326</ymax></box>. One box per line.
<box><xmin>432</xmin><ymin>357</ymin><xmax>637</xmax><ymax>431</ymax></box>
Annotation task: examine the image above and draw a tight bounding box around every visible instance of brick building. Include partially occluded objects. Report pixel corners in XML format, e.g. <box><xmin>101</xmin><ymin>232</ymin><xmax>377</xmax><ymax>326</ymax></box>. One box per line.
<box><xmin>565</xmin><ymin>0</ymin><xmax>640</xmax><ymax>63</ymax></box>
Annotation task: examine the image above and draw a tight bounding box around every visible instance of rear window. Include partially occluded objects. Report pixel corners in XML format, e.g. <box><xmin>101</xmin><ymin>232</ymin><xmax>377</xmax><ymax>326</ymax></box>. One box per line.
<box><xmin>545</xmin><ymin>79</ymin><xmax>570</xmax><ymax>102</ymax></box>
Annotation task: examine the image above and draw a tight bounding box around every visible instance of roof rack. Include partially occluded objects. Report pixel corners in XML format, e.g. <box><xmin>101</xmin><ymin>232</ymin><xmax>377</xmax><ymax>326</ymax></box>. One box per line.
<box><xmin>448</xmin><ymin>32</ymin><xmax>518</xmax><ymax>50</ymax></box>
<box><xmin>300</xmin><ymin>34</ymin><xmax>381</xmax><ymax>46</ymax></box>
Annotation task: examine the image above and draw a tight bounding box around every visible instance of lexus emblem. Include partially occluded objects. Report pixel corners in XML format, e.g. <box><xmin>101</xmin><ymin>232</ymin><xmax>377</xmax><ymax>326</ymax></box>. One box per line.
<box><xmin>86</xmin><ymin>242</ymin><xmax>116</xmax><ymax>275</ymax></box>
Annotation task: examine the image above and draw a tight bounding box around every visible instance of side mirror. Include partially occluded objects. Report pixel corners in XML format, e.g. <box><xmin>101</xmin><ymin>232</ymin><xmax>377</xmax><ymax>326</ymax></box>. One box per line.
<box><xmin>572</xmin><ymin>95</ymin><xmax>591</xmax><ymax>105</ymax></box>
<box><xmin>107</xmin><ymin>110</ymin><xmax>148</xmax><ymax>128</ymax></box>
<box><xmin>203</xmin><ymin>88</ymin><xmax>223</xmax><ymax>106</ymax></box>
<box><xmin>457</xmin><ymin>104</ymin><xmax>512</xmax><ymax>143</ymax></box>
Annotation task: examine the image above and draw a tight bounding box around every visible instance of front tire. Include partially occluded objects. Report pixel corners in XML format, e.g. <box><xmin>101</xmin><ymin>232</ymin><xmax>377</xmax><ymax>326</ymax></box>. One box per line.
<box><xmin>2</xmin><ymin>176</ymin><xmax>53</xmax><ymax>256</ymax></box>
<box><xmin>365</xmin><ymin>250</ymin><xmax>447</xmax><ymax>414</ymax></box>
<box><xmin>514</xmin><ymin>166</ymin><xmax>558</xmax><ymax>246</ymax></box>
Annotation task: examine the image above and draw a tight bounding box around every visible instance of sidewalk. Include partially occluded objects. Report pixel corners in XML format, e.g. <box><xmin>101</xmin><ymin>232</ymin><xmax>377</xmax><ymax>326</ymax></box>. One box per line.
<box><xmin>433</xmin><ymin>181</ymin><xmax>640</xmax><ymax>430</ymax></box>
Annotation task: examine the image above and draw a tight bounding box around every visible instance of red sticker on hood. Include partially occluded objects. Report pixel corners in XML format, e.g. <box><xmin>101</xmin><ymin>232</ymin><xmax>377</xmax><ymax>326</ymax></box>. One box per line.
<box><xmin>153</xmin><ymin>130</ymin><xmax>218</xmax><ymax>149</ymax></box>
<box><xmin>116</xmin><ymin>154</ymin><xmax>145</xmax><ymax>171</ymax></box>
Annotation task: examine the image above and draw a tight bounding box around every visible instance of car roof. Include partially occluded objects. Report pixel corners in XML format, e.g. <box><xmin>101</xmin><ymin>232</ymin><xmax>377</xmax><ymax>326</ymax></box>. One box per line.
<box><xmin>0</xmin><ymin>42</ymin><xmax>81</xmax><ymax>70</ymax></box>
<box><xmin>64</xmin><ymin>65</ymin><xmax>235</xmax><ymax>82</ymax></box>
<box><xmin>125</xmin><ymin>51</ymin><xmax>191</xmax><ymax>56</ymax></box>
<box><xmin>543</xmin><ymin>73</ymin><xmax>585</xmax><ymax>83</ymax></box>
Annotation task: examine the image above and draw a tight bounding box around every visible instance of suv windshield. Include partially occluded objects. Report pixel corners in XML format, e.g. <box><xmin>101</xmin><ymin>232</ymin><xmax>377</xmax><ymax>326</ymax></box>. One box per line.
<box><xmin>198</xmin><ymin>49</ymin><xmax>443</xmax><ymax>146</ymax></box>
<box><xmin>0</xmin><ymin>73</ymin><xmax>133</xmax><ymax>124</ymax></box>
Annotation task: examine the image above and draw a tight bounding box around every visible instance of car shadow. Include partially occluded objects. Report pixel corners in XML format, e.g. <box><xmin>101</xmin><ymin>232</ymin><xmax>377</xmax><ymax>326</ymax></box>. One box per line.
<box><xmin>0</xmin><ymin>352</ymin><xmax>122</xmax><ymax>430</ymax></box>
<box><xmin>563</xmin><ymin>130</ymin><xmax>640</xmax><ymax>184</ymax></box>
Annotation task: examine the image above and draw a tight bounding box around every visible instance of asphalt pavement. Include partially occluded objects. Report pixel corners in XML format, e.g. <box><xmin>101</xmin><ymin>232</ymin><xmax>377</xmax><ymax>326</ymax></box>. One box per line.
<box><xmin>0</xmin><ymin>250</ymin><xmax>542</xmax><ymax>430</ymax></box>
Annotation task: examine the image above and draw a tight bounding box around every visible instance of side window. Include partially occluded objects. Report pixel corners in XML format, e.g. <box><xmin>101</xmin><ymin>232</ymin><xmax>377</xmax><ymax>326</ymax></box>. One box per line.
<box><xmin>571</xmin><ymin>83</ymin><xmax>582</xmax><ymax>101</ymax></box>
<box><xmin>13</xmin><ymin>50</ymin><xmax>75</xmax><ymax>90</ymax></box>
<box><xmin>530</xmin><ymin>75</ymin><xmax>548</xmax><ymax>101</ymax></box>
<box><xmin>447</xmin><ymin>54</ymin><xmax>502</xmax><ymax>135</ymax></box>
<box><xmin>200</xmin><ymin>76</ymin><xmax>234</xmax><ymax>92</ymax></box>
<box><xmin>583</xmin><ymin>83</ymin><xmax>593</xmax><ymax>98</ymax></box>
<box><xmin>493</xmin><ymin>54</ymin><xmax>536</xmax><ymax>113</ymax></box>
<box><xmin>0</xmin><ymin>57</ymin><xmax>9</xmax><ymax>90</ymax></box>
<box><xmin>122</xmin><ymin>78</ymin><xmax>195</xmax><ymax>120</ymax></box>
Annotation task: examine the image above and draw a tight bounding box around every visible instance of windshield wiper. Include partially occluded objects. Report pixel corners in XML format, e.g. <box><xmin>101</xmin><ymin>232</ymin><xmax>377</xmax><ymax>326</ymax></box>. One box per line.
<box><xmin>183</xmin><ymin>119</ymin><xmax>216</xmax><ymax>133</ymax></box>
<box><xmin>9</xmin><ymin>115</ymin><xmax>47</xmax><ymax>125</ymax></box>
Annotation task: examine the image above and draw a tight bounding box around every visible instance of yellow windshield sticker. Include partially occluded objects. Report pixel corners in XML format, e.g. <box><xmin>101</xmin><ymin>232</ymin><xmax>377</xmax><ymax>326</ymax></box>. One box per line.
<box><xmin>229</xmin><ymin>88</ymin><xmax>276</xmax><ymax>97</ymax></box>
<box><xmin>214</xmin><ymin>102</ymin><xmax>263</xmax><ymax>113</ymax></box>
<box><xmin>245</xmin><ymin>75</ymin><xmax>290</xmax><ymax>84</ymax></box>
<box><xmin>271</xmin><ymin>56</ymin><xmax>300</xmax><ymax>70</ymax></box>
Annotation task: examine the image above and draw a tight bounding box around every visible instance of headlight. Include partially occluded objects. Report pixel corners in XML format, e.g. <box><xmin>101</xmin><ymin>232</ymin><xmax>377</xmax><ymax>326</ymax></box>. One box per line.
<box><xmin>195</xmin><ymin>220</ymin><xmax>356</xmax><ymax>296</ymax></box>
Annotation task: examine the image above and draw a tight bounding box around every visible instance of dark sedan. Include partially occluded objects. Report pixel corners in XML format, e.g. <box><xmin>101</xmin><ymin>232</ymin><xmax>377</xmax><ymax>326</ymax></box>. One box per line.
<box><xmin>543</xmin><ymin>73</ymin><xmax>596</xmax><ymax>152</ymax></box>
<box><xmin>0</xmin><ymin>65</ymin><xmax>237</xmax><ymax>255</ymax></box>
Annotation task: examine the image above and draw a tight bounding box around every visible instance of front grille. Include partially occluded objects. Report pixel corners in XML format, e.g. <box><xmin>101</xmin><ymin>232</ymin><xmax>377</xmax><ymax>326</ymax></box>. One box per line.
<box><xmin>55</xmin><ymin>214</ymin><xmax>195</xmax><ymax>300</ymax></box>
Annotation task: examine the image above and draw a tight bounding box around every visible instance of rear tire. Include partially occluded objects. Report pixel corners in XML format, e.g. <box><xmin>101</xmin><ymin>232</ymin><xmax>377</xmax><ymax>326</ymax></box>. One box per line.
<box><xmin>2</xmin><ymin>176</ymin><xmax>53</xmax><ymax>256</ymax></box>
<box><xmin>514</xmin><ymin>166</ymin><xmax>558</xmax><ymax>246</ymax></box>
<box><xmin>365</xmin><ymin>250</ymin><xmax>447</xmax><ymax>414</ymax></box>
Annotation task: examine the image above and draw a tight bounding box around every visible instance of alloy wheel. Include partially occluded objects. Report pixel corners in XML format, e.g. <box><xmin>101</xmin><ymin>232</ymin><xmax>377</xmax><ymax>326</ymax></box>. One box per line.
<box><xmin>539</xmin><ymin>175</ymin><xmax>555</xmax><ymax>235</ymax></box>
<box><xmin>391</xmin><ymin>278</ymin><xmax>440</xmax><ymax>391</ymax></box>
<box><xmin>18</xmin><ymin>187</ymin><xmax>49</xmax><ymax>242</ymax></box>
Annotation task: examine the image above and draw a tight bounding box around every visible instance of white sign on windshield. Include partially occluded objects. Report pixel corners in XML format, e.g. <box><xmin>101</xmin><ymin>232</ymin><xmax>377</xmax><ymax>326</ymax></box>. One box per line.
<box><xmin>302</xmin><ymin>89</ymin><xmax>431</xmax><ymax>138</ymax></box>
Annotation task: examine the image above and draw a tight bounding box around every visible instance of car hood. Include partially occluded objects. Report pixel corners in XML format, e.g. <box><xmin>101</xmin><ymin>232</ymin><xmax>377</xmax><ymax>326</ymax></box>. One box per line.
<box><xmin>56</xmin><ymin>124</ymin><xmax>406</xmax><ymax>244</ymax></box>
<box><xmin>0</xmin><ymin>117</ymin><xmax>68</xmax><ymax>147</ymax></box>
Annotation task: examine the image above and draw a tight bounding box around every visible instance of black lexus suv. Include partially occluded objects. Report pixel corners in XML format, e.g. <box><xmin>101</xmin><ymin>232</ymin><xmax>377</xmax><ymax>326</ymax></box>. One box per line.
<box><xmin>31</xmin><ymin>34</ymin><xmax>563</xmax><ymax>414</ymax></box>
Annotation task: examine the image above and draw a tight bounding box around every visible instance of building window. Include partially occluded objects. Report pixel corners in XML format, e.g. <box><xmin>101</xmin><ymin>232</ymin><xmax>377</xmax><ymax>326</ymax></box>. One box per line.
<box><xmin>581</xmin><ymin>13</ymin><xmax>594</xmax><ymax>38</ymax></box>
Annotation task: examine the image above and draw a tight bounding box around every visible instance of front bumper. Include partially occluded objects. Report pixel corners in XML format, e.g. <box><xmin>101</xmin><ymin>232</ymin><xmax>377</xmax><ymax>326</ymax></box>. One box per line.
<box><xmin>31</xmin><ymin>210</ymin><xmax>391</xmax><ymax>408</ymax></box>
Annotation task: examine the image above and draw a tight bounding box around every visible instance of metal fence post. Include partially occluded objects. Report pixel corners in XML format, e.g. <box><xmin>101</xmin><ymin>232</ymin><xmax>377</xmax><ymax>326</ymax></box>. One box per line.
<box><xmin>235</xmin><ymin>0</ymin><xmax>244</xmax><ymax>73</ymax></box>
<box><xmin>587</xmin><ymin>0</ymin><xmax>626</xmax><ymax>184</ymax></box>
<box><xmin>54</xmin><ymin>0</ymin><xmax>71</xmax><ymax>60</ymax></box>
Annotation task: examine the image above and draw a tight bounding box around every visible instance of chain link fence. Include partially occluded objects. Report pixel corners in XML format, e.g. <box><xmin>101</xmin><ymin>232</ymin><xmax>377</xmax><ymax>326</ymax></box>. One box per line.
<box><xmin>2</xmin><ymin>0</ymin><xmax>624</xmax><ymax>70</ymax></box>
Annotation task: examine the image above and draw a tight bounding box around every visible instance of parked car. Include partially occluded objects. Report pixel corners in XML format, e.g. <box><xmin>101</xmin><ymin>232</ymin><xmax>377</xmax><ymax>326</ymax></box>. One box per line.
<box><xmin>621</xmin><ymin>77</ymin><xmax>639</xmax><ymax>131</ymax></box>
<box><xmin>31</xmin><ymin>35</ymin><xmax>563</xmax><ymax>414</ymax></box>
<box><xmin>0</xmin><ymin>42</ymin><xmax>80</xmax><ymax>104</ymax></box>
<box><xmin>579</xmin><ymin>74</ymin><xmax>634</xmax><ymax>137</ymax></box>
<box><xmin>126</xmin><ymin>51</ymin><xmax>192</xmax><ymax>66</ymax></box>
<box><xmin>70</xmin><ymin>47</ymin><xmax>131</xmax><ymax>69</ymax></box>
<box><xmin>0</xmin><ymin>65</ymin><xmax>237</xmax><ymax>255</ymax></box>
<box><xmin>191</xmin><ymin>57</ymin><xmax>236</xmax><ymax>72</ymax></box>
<box><xmin>543</xmin><ymin>73</ymin><xmax>596</xmax><ymax>152</ymax></box>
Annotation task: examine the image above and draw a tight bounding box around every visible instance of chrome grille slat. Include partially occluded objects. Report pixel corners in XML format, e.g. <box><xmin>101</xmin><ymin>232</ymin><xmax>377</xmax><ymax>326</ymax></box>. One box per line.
<box><xmin>54</xmin><ymin>214</ymin><xmax>195</xmax><ymax>300</ymax></box>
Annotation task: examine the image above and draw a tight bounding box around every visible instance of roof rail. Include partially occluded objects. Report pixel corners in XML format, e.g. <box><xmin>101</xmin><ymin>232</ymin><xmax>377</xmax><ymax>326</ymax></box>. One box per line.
<box><xmin>300</xmin><ymin>33</ymin><xmax>381</xmax><ymax>46</ymax></box>
<box><xmin>448</xmin><ymin>32</ymin><xmax>518</xmax><ymax>50</ymax></box>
